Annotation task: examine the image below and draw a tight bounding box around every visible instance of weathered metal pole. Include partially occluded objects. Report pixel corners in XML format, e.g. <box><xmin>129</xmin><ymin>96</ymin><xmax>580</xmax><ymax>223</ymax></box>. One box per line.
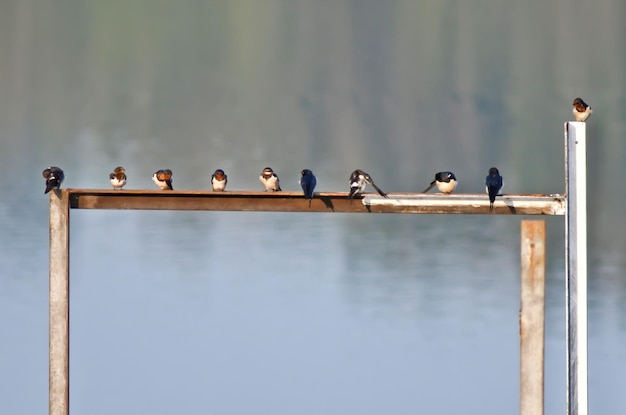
<box><xmin>565</xmin><ymin>122</ymin><xmax>588</xmax><ymax>415</ymax></box>
<box><xmin>520</xmin><ymin>220</ymin><xmax>546</xmax><ymax>415</ymax></box>
<box><xmin>49</xmin><ymin>189</ymin><xmax>70</xmax><ymax>415</ymax></box>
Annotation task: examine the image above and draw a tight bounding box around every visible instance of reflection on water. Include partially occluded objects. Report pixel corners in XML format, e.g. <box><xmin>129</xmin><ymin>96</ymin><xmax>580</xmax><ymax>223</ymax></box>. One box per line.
<box><xmin>71</xmin><ymin>212</ymin><xmax>529</xmax><ymax>415</ymax></box>
<box><xmin>3</xmin><ymin>202</ymin><xmax>622</xmax><ymax>415</ymax></box>
<box><xmin>1</xmin><ymin>1</ymin><xmax>626</xmax><ymax>414</ymax></box>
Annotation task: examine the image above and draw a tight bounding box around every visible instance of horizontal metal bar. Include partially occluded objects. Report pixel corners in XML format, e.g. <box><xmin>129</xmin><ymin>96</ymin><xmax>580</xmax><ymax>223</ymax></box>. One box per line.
<box><xmin>65</xmin><ymin>189</ymin><xmax>565</xmax><ymax>215</ymax></box>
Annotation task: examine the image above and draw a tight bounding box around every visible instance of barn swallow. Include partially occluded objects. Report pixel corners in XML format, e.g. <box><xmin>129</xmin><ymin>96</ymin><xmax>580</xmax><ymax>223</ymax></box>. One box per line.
<box><xmin>259</xmin><ymin>167</ymin><xmax>281</xmax><ymax>191</ymax></box>
<box><xmin>42</xmin><ymin>166</ymin><xmax>65</xmax><ymax>194</ymax></box>
<box><xmin>211</xmin><ymin>169</ymin><xmax>228</xmax><ymax>191</ymax></box>
<box><xmin>422</xmin><ymin>171</ymin><xmax>457</xmax><ymax>194</ymax></box>
<box><xmin>109</xmin><ymin>166</ymin><xmax>127</xmax><ymax>190</ymax></box>
<box><xmin>572</xmin><ymin>97</ymin><xmax>592</xmax><ymax>122</ymax></box>
<box><xmin>299</xmin><ymin>169</ymin><xmax>317</xmax><ymax>207</ymax></box>
<box><xmin>348</xmin><ymin>169</ymin><xmax>388</xmax><ymax>199</ymax></box>
<box><xmin>152</xmin><ymin>169</ymin><xmax>173</xmax><ymax>190</ymax></box>
<box><xmin>485</xmin><ymin>167</ymin><xmax>503</xmax><ymax>213</ymax></box>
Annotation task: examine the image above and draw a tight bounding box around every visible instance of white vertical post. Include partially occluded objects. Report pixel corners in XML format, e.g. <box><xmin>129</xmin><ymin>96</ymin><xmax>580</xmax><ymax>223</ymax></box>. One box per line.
<box><xmin>564</xmin><ymin>122</ymin><xmax>588</xmax><ymax>415</ymax></box>
<box><xmin>50</xmin><ymin>190</ymin><xmax>70</xmax><ymax>415</ymax></box>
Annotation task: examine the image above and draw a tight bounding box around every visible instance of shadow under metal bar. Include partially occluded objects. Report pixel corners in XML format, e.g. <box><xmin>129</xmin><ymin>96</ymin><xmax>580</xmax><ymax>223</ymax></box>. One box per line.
<box><xmin>66</xmin><ymin>189</ymin><xmax>566</xmax><ymax>215</ymax></box>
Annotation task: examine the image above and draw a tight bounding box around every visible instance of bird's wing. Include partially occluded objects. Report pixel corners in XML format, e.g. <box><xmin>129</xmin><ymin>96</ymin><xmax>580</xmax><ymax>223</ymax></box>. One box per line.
<box><xmin>421</xmin><ymin>180</ymin><xmax>436</xmax><ymax>193</ymax></box>
<box><xmin>370</xmin><ymin>181</ymin><xmax>388</xmax><ymax>198</ymax></box>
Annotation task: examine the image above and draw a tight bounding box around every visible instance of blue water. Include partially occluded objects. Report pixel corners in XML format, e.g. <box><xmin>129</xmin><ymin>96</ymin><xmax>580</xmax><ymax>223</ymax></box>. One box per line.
<box><xmin>4</xmin><ymin>198</ymin><xmax>625</xmax><ymax>414</ymax></box>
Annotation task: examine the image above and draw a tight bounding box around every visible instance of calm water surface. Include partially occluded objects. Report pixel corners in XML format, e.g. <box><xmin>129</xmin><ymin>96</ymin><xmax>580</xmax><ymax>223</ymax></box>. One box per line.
<box><xmin>3</xmin><ymin>192</ymin><xmax>625</xmax><ymax>414</ymax></box>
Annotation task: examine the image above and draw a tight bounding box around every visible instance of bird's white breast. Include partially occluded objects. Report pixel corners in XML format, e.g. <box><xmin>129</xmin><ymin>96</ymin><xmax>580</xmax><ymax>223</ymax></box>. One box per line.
<box><xmin>572</xmin><ymin>106</ymin><xmax>592</xmax><ymax>122</ymax></box>
<box><xmin>152</xmin><ymin>174</ymin><xmax>170</xmax><ymax>190</ymax></box>
<box><xmin>260</xmin><ymin>175</ymin><xmax>279</xmax><ymax>190</ymax></box>
<box><xmin>212</xmin><ymin>178</ymin><xmax>227</xmax><ymax>191</ymax></box>
<box><xmin>350</xmin><ymin>177</ymin><xmax>367</xmax><ymax>193</ymax></box>
<box><xmin>110</xmin><ymin>177</ymin><xmax>126</xmax><ymax>189</ymax></box>
<box><xmin>436</xmin><ymin>180</ymin><xmax>457</xmax><ymax>194</ymax></box>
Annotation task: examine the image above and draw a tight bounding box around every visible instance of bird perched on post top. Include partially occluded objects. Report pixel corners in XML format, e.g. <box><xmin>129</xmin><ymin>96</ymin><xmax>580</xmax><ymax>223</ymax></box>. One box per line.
<box><xmin>572</xmin><ymin>97</ymin><xmax>592</xmax><ymax>122</ymax></box>
<box><xmin>211</xmin><ymin>169</ymin><xmax>228</xmax><ymax>191</ymax></box>
<box><xmin>485</xmin><ymin>167</ymin><xmax>503</xmax><ymax>213</ymax></box>
<box><xmin>42</xmin><ymin>166</ymin><xmax>65</xmax><ymax>194</ymax></box>
<box><xmin>422</xmin><ymin>171</ymin><xmax>457</xmax><ymax>194</ymax></box>
<box><xmin>259</xmin><ymin>167</ymin><xmax>281</xmax><ymax>191</ymax></box>
<box><xmin>299</xmin><ymin>169</ymin><xmax>317</xmax><ymax>207</ymax></box>
<box><xmin>348</xmin><ymin>169</ymin><xmax>388</xmax><ymax>199</ymax></box>
<box><xmin>152</xmin><ymin>169</ymin><xmax>173</xmax><ymax>190</ymax></box>
<box><xmin>109</xmin><ymin>166</ymin><xmax>127</xmax><ymax>190</ymax></box>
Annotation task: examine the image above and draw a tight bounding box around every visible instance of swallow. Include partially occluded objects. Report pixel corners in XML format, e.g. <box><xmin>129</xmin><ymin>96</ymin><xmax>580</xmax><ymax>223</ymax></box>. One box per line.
<box><xmin>42</xmin><ymin>166</ymin><xmax>65</xmax><ymax>194</ymax></box>
<box><xmin>299</xmin><ymin>169</ymin><xmax>317</xmax><ymax>207</ymax></box>
<box><xmin>211</xmin><ymin>169</ymin><xmax>228</xmax><ymax>191</ymax></box>
<box><xmin>109</xmin><ymin>166</ymin><xmax>127</xmax><ymax>190</ymax></box>
<box><xmin>422</xmin><ymin>171</ymin><xmax>457</xmax><ymax>194</ymax></box>
<box><xmin>259</xmin><ymin>167</ymin><xmax>281</xmax><ymax>191</ymax></box>
<box><xmin>485</xmin><ymin>167</ymin><xmax>503</xmax><ymax>213</ymax></box>
<box><xmin>152</xmin><ymin>169</ymin><xmax>173</xmax><ymax>190</ymax></box>
<box><xmin>572</xmin><ymin>97</ymin><xmax>592</xmax><ymax>122</ymax></box>
<box><xmin>348</xmin><ymin>169</ymin><xmax>388</xmax><ymax>200</ymax></box>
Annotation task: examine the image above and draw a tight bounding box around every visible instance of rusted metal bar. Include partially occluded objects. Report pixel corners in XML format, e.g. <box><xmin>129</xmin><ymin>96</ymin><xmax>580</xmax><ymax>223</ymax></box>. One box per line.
<box><xmin>565</xmin><ymin>122</ymin><xmax>588</xmax><ymax>415</ymax></box>
<box><xmin>65</xmin><ymin>189</ymin><xmax>566</xmax><ymax>215</ymax></box>
<box><xmin>49</xmin><ymin>190</ymin><xmax>70</xmax><ymax>415</ymax></box>
<box><xmin>520</xmin><ymin>220</ymin><xmax>546</xmax><ymax>415</ymax></box>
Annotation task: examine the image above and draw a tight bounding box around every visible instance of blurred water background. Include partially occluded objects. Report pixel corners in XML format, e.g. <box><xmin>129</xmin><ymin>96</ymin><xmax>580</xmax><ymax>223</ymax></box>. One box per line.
<box><xmin>1</xmin><ymin>1</ymin><xmax>625</xmax><ymax>414</ymax></box>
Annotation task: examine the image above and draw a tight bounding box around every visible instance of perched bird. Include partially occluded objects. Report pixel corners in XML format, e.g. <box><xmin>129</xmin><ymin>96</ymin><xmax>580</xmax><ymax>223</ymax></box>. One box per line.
<box><xmin>211</xmin><ymin>169</ymin><xmax>228</xmax><ymax>191</ymax></box>
<box><xmin>572</xmin><ymin>97</ymin><xmax>592</xmax><ymax>122</ymax></box>
<box><xmin>348</xmin><ymin>169</ymin><xmax>388</xmax><ymax>199</ymax></box>
<box><xmin>259</xmin><ymin>167</ymin><xmax>281</xmax><ymax>191</ymax></box>
<box><xmin>109</xmin><ymin>166</ymin><xmax>127</xmax><ymax>190</ymax></box>
<box><xmin>422</xmin><ymin>171</ymin><xmax>457</xmax><ymax>194</ymax></box>
<box><xmin>485</xmin><ymin>167</ymin><xmax>503</xmax><ymax>213</ymax></box>
<box><xmin>42</xmin><ymin>167</ymin><xmax>65</xmax><ymax>194</ymax></box>
<box><xmin>152</xmin><ymin>169</ymin><xmax>173</xmax><ymax>190</ymax></box>
<box><xmin>299</xmin><ymin>169</ymin><xmax>317</xmax><ymax>207</ymax></box>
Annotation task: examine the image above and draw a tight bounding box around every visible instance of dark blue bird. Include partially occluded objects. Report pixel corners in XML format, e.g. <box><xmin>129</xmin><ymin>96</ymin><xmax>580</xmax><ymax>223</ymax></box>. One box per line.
<box><xmin>299</xmin><ymin>169</ymin><xmax>317</xmax><ymax>207</ymax></box>
<box><xmin>485</xmin><ymin>167</ymin><xmax>503</xmax><ymax>213</ymax></box>
<box><xmin>42</xmin><ymin>166</ymin><xmax>65</xmax><ymax>194</ymax></box>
